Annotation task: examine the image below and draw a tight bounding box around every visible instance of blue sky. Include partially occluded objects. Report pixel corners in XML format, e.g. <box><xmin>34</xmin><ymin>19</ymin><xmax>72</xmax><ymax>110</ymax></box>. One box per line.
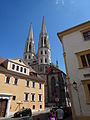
<box><xmin>0</xmin><ymin>0</ymin><xmax>90</xmax><ymax>73</ymax></box>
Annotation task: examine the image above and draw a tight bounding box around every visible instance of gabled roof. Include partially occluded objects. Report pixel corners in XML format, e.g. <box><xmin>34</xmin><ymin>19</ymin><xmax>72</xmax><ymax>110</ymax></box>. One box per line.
<box><xmin>57</xmin><ymin>21</ymin><xmax>90</xmax><ymax>42</ymax></box>
<box><xmin>47</xmin><ymin>64</ymin><xmax>61</xmax><ymax>74</ymax></box>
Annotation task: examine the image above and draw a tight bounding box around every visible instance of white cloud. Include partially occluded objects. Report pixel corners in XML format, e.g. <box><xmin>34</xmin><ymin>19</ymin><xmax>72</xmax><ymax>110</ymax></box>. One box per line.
<box><xmin>56</xmin><ymin>0</ymin><xmax>64</xmax><ymax>6</ymax></box>
<box><xmin>56</xmin><ymin>0</ymin><xmax>59</xmax><ymax>5</ymax></box>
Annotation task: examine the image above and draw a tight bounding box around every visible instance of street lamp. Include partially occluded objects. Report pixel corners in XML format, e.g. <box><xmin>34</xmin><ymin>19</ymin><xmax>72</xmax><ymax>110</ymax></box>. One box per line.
<box><xmin>72</xmin><ymin>81</ymin><xmax>82</xmax><ymax>115</ymax></box>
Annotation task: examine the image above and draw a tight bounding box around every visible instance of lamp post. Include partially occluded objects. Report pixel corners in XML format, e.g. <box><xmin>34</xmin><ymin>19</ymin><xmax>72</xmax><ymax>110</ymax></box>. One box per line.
<box><xmin>73</xmin><ymin>81</ymin><xmax>82</xmax><ymax>115</ymax></box>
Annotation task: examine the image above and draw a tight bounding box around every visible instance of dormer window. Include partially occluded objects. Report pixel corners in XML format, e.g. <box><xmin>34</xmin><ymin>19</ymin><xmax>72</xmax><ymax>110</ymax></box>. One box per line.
<box><xmin>20</xmin><ymin>67</ymin><xmax>23</xmax><ymax>72</ymax></box>
<box><xmin>19</xmin><ymin>59</ymin><xmax>22</xmax><ymax>62</ymax></box>
<box><xmin>24</xmin><ymin>68</ymin><xmax>26</xmax><ymax>73</ymax></box>
<box><xmin>12</xmin><ymin>64</ymin><xmax>15</xmax><ymax>70</ymax></box>
<box><xmin>16</xmin><ymin>66</ymin><xmax>19</xmax><ymax>71</ymax></box>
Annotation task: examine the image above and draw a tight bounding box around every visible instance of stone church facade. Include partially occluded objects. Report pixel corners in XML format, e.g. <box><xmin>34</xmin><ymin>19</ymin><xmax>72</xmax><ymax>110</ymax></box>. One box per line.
<box><xmin>24</xmin><ymin>17</ymin><xmax>67</xmax><ymax>106</ymax></box>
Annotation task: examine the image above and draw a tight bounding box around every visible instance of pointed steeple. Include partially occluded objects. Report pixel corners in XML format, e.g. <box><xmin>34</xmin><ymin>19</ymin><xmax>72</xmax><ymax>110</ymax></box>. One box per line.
<box><xmin>41</xmin><ymin>16</ymin><xmax>47</xmax><ymax>34</ymax></box>
<box><xmin>28</xmin><ymin>22</ymin><xmax>33</xmax><ymax>40</ymax></box>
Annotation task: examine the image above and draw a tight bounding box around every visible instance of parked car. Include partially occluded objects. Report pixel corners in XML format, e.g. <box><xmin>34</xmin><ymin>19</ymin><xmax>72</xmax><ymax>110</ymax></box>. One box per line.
<box><xmin>14</xmin><ymin>108</ymin><xmax>32</xmax><ymax>118</ymax></box>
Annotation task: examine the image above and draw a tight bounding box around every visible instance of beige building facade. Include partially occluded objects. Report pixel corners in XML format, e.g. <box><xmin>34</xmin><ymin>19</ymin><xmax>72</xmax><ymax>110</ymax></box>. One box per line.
<box><xmin>57</xmin><ymin>21</ymin><xmax>90</xmax><ymax>120</ymax></box>
<box><xmin>0</xmin><ymin>58</ymin><xmax>44</xmax><ymax>117</ymax></box>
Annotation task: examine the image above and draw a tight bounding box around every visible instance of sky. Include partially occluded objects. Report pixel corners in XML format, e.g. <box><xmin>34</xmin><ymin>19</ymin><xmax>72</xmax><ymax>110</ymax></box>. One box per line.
<box><xmin>0</xmin><ymin>0</ymin><xmax>90</xmax><ymax>73</ymax></box>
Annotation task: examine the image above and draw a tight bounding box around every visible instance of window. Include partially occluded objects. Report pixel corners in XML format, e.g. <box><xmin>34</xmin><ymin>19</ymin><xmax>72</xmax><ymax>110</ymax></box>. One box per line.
<box><xmin>24</xmin><ymin>68</ymin><xmax>26</xmax><ymax>73</ymax></box>
<box><xmin>86</xmin><ymin>54</ymin><xmax>90</xmax><ymax>65</ymax></box>
<box><xmin>39</xmin><ymin>83</ymin><xmax>41</xmax><ymax>89</ymax></box>
<box><xmin>41</xmin><ymin>37</ymin><xmax>43</xmax><ymax>47</ymax></box>
<box><xmin>38</xmin><ymin>94</ymin><xmax>41</xmax><ymax>102</ymax></box>
<box><xmin>31</xmin><ymin>94</ymin><xmax>35</xmax><ymax>101</ymax></box>
<box><xmin>12</xmin><ymin>64</ymin><xmax>15</xmax><ymax>70</ymax></box>
<box><xmin>33</xmin><ymin>105</ymin><xmax>35</xmax><ymax>109</ymax></box>
<box><xmin>41</xmin><ymin>51</ymin><xmax>43</xmax><ymax>55</ymax></box>
<box><xmin>32</xmin><ymin>82</ymin><xmax>35</xmax><ymax>88</ymax></box>
<box><xmin>80</xmin><ymin>54</ymin><xmax>90</xmax><ymax>67</ymax></box>
<box><xmin>83</xmin><ymin>31</ymin><xmax>90</xmax><ymax>41</ymax></box>
<box><xmin>12</xmin><ymin>96</ymin><xmax>16</xmax><ymax>100</ymax></box>
<box><xmin>20</xmin><ymin>67</ymin><xmax>23</xmax><ymax>72</ymax></box>
<box><xmin>24</xmin><ymin>93</ymin><xmax>29</xmax><ymax>101</ymax></box>
<box><xmin>28</xmin><ymin>62</ymin><xmax>30</xmax><ymax>65</ymax></box>
<box><xmin>76</xmin><ymin>50</ymin><xmax>90</xmax><ymax>68</ymax></box>
<box><xmin>88</xmin><ymin>84</ymin><xmax>90</xmax><ymax>93</ymax></box>
<box><xmin>26</xmin><ymin>80</ymin><xmax>30</xmax><ymax>87</ymax></box>
<box><xmin>41</xmin><ymin>59</ymin><xmax>43</xmax><ymax>63</ymax></box>
<box><xmin>80</xmin><ymin>55</ymin><xmax>87</xmax><ymax>67</ymax></box>
<box><xmin>82</xmin><ymin>80</ymin><xmax>90</xmax><ymax>104</ymax></box>
<box><xmin>29</xmin><ymin>55</ymin><xmax>31</xmax><ymax>59</ymax></box>
<box><xmin>45</xmin><ymin>50</ymin><xmax>47</xmax><ymax>54</ymax></box>
<box><xmin>6</xmin><ymin>76</ymin><xmax>10</xmax><ymax>84</ymax></box>
<box><xmin>16</xmin><ymin>66</ymin><xmax>19</xmax><ymax>71</ymax></box>
<box><xmin>29</xmin><ymin>43</ymin><xmax>31</xmax><ymax>52</ymax></box>
<box><xmin>40</xmin><ymin>105</ymin><xmax>42</xmax><ymax>109</ymax></box>
<box><xmin>14</xmin><ymin>78</ymin><xmax>18</xmax><ymax>85</ymax></box>
<box><xmin>45</xmin><ymin>58</ymin><xmax>47</xmax><ymax>63</ymax></box>
<box><xmin>44</xmin><ymin>37</ymin><xmax>46</xmax><ymax>45</ymax></box>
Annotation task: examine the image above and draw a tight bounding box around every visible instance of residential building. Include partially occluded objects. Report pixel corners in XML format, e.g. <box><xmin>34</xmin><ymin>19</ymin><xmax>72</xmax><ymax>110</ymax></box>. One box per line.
<box><xmin>0</xmin><ymin>57</ymin><xmax>44</xmax><ymax>117</ymax></box>
<box><xmin>57</xmin><ymin>21</ymin><xmax>90</xmax><ymax>120</ymax></box>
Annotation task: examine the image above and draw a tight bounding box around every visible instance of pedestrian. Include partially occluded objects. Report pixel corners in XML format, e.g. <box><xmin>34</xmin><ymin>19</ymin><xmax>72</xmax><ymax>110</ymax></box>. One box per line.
<box><xmin>28</xmin><ymin>109</ymin><xmax>33</xmax><ymax>120</ymax></box>
<box><xmin>56</xmin><ymin>106</ymin><xmax>64</xmax><ymax>120</ymax></box>
<box><xmin>48</xmin><ymin>109</ymin><xmax>57</xmax><ymax>120</ymax></box>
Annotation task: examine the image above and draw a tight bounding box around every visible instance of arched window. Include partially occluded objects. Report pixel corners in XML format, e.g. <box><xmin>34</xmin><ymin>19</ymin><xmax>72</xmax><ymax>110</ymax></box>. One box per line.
<box><xmin>29</xmin><ymin>43</ymin><xmax>31</xmax><ymax>52</ymax></box>
<box><xmin>44</xmin><ymin>37</ymin><xmax>46</xmax><ymax>46</ymax></box>
<box><xmin>51</xmin><ymin>77</ymin><xmax>56</xmax><ymax>97</ymax></box>
<box><xmin>41</xmin><ymin>37</ymin><xmax>43</xmax><ymax>47</ymax></box>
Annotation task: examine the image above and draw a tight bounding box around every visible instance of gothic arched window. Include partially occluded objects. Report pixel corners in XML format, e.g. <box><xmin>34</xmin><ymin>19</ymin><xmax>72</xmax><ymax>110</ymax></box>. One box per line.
<box><xmin>29</xmin><ymin>42</ymin><xmax>31</xmax><ymax>52</ymax></box>
<box><xmin>41</xmin><ymin>37</ymin><xmax>43</xmax><ymax>47</ymax></box>
<box><xmin>44</xmin><ymin>37</ymin><xmax>46</xmax><ymax>46</ymax></box>
<box><xmin>51</xmin><ymin>77</ymin><xmax>56</xmax><ymax>97</ymax></box>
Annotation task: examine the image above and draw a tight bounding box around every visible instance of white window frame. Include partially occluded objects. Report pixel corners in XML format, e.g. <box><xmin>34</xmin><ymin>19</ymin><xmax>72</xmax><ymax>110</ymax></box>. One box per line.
<box><xmin>26</xmin><ymin>80</ymin><xmax>30</xmax><ymax>87</ymax></box>
<box><xmin>13</xmin><ymin>77</ymin><xmax>18</xmax><ymax>85</ymax></box>
<box><xmin>24</xmin><ymin>93</ymin><xmax>29</xmax><ymax>101</ymax></box>
<box><xmin>5</xmin><ymin>75</ymin><xmax>11</xmax><ymax>84</ymax></box>
<box><xmin>31</xmin><ymin>93</ymin><xmax>35</xmax><ymax>101</ymax></box>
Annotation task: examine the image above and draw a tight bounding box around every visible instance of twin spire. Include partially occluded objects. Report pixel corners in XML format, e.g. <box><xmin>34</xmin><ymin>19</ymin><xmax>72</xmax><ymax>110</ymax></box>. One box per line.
<box><xmin>28</xmin><ymin>16</ymin><xmax>47</xmax><ymax>40</ymax></box>
<box><xmin>28</xmin><ymin>22</ymin><xmax>33</xmax><ymax>40</ymax></box>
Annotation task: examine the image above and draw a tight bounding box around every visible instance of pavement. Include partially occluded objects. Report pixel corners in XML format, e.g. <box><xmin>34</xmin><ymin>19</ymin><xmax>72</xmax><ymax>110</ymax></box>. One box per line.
<box><xmin>0</xmin><ymin>107</ymin><xmax>73</xmax><ymax>120</ymax></box>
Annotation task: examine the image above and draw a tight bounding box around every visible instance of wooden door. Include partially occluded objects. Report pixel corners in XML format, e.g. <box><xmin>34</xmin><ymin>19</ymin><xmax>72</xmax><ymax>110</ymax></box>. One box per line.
<box><xmin>0</xmin><ymin>99</ymin><xmax>8</xmax><ymax>117</ymax></box>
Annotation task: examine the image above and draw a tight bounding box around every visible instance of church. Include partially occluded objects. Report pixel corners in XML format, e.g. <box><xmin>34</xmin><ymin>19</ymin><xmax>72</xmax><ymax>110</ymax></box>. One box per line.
<box><xmin>24</xmin><ymin>17</ymin><xmax>67</xmax><ymax>107</ymax></box>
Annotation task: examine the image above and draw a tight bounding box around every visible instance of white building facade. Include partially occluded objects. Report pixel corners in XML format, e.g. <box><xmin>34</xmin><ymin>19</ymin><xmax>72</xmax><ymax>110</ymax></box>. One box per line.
<box><xmin>58</xmin><ymin>21</ymin><xmax>90</xmax><ymax>120</ymax></box>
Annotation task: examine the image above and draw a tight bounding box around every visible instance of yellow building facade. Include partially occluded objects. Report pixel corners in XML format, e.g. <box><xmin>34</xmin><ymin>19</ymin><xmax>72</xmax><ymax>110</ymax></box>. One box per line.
<box><xmin>0</xmin><ymin>58</ymin><xmax>45</xmax><ymax>117</ymax></box>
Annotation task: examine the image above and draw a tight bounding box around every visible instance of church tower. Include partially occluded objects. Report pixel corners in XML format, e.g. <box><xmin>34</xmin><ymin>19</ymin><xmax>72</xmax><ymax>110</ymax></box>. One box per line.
<box><xmin>24</xmin><ymin>22</ymin><xmax>35</xmax><ymax>65</ymax></box>
<box><xmin>37</xmin><ymin>16</ymin><xmax>51</xmax><ymax>73</ymax></box>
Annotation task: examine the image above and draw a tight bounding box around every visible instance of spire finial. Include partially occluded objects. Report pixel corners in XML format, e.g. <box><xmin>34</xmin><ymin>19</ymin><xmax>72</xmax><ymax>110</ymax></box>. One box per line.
<box><xmin>41</xmin><ymin>16</ymin><xmax>47</xmax><ymax>33</ymax></box>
